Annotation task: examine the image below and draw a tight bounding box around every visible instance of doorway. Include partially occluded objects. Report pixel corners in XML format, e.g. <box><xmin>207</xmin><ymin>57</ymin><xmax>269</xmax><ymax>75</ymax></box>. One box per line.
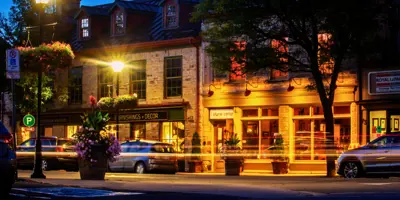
<box><xmin>212</xmin><ymin>120</ymin><xmax>233</xmax><ymax>172</ymax></box>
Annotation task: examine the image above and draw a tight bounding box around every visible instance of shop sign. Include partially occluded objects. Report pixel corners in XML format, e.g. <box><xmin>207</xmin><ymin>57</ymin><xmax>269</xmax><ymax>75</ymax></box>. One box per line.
<box><xmin>210</xmin><ymin>109</ymin><xmax>234</xmax><ymax>119</ymax></box>
<box><xmin>369</xmin><ymin>70</ymin><xmax>400</xmax><ymax>95</ymax></box>
<box><xmin>119</xmin><ymin>112</ymin><xmax>168</xmax><ymax>122</ymax></box>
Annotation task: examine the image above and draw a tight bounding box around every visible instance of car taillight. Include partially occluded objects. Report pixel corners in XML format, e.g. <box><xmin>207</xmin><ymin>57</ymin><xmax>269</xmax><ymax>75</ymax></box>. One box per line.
<box><xmin>56</xmin><ymin>146</ymin><xmax>64</xmax><ymax>152</ymax></box>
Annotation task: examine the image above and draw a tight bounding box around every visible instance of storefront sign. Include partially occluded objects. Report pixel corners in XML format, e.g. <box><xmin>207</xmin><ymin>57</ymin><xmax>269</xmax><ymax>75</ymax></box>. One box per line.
<box><xmin>369</xmin><ymin>70</ymin><xmax>400</xmax><ymax>95</ymax></box>
<box><xmin>119</xmin><ymin>112</ymin><xmax>168</xmax><ymax>122</ymax></box>
<box><xmin>210</xmin><ymin>109</ymin><xmax>234</xmax><ymax>119</ymax></box>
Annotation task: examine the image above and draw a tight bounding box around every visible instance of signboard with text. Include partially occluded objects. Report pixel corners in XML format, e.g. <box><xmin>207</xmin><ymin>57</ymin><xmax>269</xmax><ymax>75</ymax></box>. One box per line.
<box><xmin>119</xmin><ymin>112</ymin><xmax>168</xmax><ymax>122</ymax></box>
<box><xmin>210</xmin><ymin>109</ymin><xmax>234</xmax><ymax>119</ymax></box>
<box><xmin>369</xmin><ymin>70</ymin><xmax>400</xmax><ymax>95</ymax></box>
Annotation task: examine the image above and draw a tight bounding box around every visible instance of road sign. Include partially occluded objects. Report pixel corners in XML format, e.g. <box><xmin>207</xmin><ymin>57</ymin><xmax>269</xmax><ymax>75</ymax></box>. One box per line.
<box><xmin>23</xmin><ymin>114</ymin><xmax>35</xmax><ymax>127</ymax></box>
<box><xmin>6</xmin><ymin>49</ymin><xmax>20</xmax><ymax>72</ymax></box>
<box><xmin>6</xmin><ymin>49</ymin><xmax>20</xmax><ymax>80</ymax></box>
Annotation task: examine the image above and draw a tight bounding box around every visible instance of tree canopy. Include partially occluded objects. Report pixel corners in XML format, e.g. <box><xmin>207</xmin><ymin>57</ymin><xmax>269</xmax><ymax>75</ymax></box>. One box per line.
<box><xmin>192</xmin><ymin>0</ymin><xmax>389</xmax><ymax>177</ymax></box>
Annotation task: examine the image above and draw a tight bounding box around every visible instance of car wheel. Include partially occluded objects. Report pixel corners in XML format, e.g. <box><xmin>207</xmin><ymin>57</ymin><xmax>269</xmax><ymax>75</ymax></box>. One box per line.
<box><xmin>342</xmin><ymin>162</ymin><xmax>362</xmax><ymax>179</ymax></box>
<box><xmin>134</xmin><ymin>162</ymin><xmax>146</xmax><ymax>174</ymax></box>
<box><xmin>42</xmin><ymin>159</ymin><xmax>49</xmax><ymax>171</ymax></box>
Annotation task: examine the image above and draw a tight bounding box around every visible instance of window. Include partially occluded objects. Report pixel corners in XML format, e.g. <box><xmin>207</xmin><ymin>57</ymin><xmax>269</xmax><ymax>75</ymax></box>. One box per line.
<box><xmin>270</xmin><ymin>39</ymin><xmax>289</xmax><ymax>80</ymax></box>
<box><xmin>69</xmin><ymin>67</ymin><xmax>83</xmax><ymax>104</ymax></box>
<box><xmin>132</xmin><ymin>123</ymin><xmax>146</xmax><ymax>140</ymax></box>
<box><xmin>114</xmin><ymin>11</ymin><xmax>125</xmax><ymax>35</ymax></box>
<box><xmin>262</xmin><ymin>108</ymin><xmax>279</xmax><ymax>116</ymax></box>
<box><xmin>242</xmin><ymin>109</ymin><xmax>258</xmax><ymax>117</ymax></box>
<box><xmin>165</xmin><ymin>4</ymin><xmax>178</xmax><ymax>28</ymax></box>
<box><xmin>369</xmin><ymin>110</ymin><xmax>386</xmax><ymax>141</ymax></box>
<box><xmin>66</xmin><ymin>126</ymin><xmax>79</xmax><ymax>139</ymax></box>
<box><xmin>164</xmin><ymin>57</ymin><xmax>182</xmax><ymax>97</ymax></box>
<box><xmin>161</xmin><ymin>122</ymin><xmax>185</xmax><ymax>153</ymax></box>
<box><xmin>98</xmin><ymin>66</ymin><xmax>114</xmax><ymax>98</ymax></box>
<box><xmin>130</xmin><ymin>60</ymin><xmax>146</xmax><ymax>99</ymax></box>
<box><xmin>80</xmin><ymin>17</ymin><xmax>90</xmax><ymax>39</ymax></box>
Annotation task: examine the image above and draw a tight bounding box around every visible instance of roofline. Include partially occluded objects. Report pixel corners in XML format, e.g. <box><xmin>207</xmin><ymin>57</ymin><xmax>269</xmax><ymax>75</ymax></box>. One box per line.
<box><xmin>78</xmin><ymin>36</ymin><xmax>201</xmax><ymax>55</ymax></box>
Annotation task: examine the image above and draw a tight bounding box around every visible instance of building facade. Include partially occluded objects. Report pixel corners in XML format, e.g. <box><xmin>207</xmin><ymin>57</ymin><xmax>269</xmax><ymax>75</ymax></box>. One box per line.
<box><xmin>16</xmin><ymin>0</ymin><xmax>202</xmax><ymax>156</ymax></box>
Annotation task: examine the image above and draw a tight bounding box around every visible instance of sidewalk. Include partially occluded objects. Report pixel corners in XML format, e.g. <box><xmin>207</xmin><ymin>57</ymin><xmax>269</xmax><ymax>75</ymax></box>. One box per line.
<box><xmin>177</xmin><ymin>170</ymin><xmax>328</xmax><ymax>176</ymax></box>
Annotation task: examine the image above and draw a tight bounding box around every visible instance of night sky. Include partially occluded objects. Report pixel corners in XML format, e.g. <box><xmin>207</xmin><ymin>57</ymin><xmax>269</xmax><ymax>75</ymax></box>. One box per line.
<box><xmin>0</xmin><ymin>0</ymin><xmax>115</xmax><ymax>17</ymax></box>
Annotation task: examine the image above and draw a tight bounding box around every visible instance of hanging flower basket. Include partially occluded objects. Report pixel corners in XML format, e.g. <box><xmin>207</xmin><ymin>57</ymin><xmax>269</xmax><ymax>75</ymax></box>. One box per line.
<box><xmin>16</xmin><ymin>42</ymin><xmax>75</xmax><ymax>72</ymax></box>
<box><xmin>97</xmin><ymin>97</ymin><xmax>115</xmax><ymax>109</ymax></box>
<box><xmin>114</xmin><ymin>94</ymin><xmax>138</xmax><ymax>109</ymax></box>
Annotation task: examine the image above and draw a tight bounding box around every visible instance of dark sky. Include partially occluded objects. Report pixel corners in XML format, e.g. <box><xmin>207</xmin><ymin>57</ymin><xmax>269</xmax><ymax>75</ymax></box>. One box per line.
<box><xmin>0</xmin><ymin>0</ymin><xmax>115</xmax><ymax>17</ymax></box>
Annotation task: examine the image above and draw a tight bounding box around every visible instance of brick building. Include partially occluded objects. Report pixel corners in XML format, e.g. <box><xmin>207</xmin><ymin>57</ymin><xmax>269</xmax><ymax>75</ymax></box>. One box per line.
<box><xmin>24</xmin><ymin>0</ymin><xmax>202</xmax><ymax>155</ymax></box>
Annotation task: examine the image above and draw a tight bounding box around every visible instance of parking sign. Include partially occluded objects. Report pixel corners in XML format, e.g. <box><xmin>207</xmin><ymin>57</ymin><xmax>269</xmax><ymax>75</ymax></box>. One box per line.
<box><xmin>6</xmin><ymin>49</ymin><xmax>20</xmax><ymax>72</ymax></box>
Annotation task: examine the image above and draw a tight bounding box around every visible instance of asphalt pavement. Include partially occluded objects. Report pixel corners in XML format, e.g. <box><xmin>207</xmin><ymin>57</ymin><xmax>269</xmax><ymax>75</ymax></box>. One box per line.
<box><xmin>12</xmin><ymin>170</ymin><xmax>400</xmax><ymax>199</ymax></box>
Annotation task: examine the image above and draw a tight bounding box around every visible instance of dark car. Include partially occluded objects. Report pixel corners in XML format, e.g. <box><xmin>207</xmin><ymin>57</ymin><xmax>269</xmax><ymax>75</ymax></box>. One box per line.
<box><xmin>109</xmin><ymin>140</ymin><xmax>178</xmax><ymax>174</ymax></box>
<box><xmin>337</xmin><ymin>132</ymin><xmax>400</xmax><ymax>178</ymax></box>
<box><xmin>16</xmin><ymin>137</ymin><xmax>78</xmax><ymax>171</ymax></box>
<box><xmin>0</xmin><ymin>122</ymin><xmax>17</xmax><ymax>197</ymax></box>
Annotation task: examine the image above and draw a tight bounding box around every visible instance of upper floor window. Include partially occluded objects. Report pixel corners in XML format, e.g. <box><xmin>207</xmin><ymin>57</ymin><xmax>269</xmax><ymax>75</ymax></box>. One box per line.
<box><xmin>130</xmin><ymin>60</ymin><xmax>146</xmax><ymax>100</ymax></box>
<box><xmin>113</xmin><ymin>11</ymin><xmax>125</xmax><ymax>35</ymax></box>
<box><xmin>270</xmin><ymin>38</ymin><xmax>289</xmax><ymax>81</ymax></box>
<box><xmin>80</xmin><ymin>17</ymin><xmax>90</xmax><ymax>39</ymax></box>
<box><xmin>98</xmin><ymin>66</ymin><xmax>114</xmax><ymax>98</ymax></box>
<box><xmin>164</xmin><ymin>57</ymin><xmax>182</xmax><ymax>97</ymax></box>
<box><xmin>165</xmin><ymin>4</ymin><xmax>178</xmax><ymax>28</ymax></box>
<box><xmin>69</xmin><ymin>67</ymin><xmax>83</xmax><ymax>104</ymax></box>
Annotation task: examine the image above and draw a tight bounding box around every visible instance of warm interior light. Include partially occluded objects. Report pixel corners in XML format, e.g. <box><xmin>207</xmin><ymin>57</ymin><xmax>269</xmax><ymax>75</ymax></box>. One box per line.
<box><xmin>36</xmin><ymin>0</ymin><xmax>49</xmax><ymax>4</ymax></box>
<box><xmin>110</xmin><ymin>61</ymin><xmax>125</xmax><ymax>72</ymax></box>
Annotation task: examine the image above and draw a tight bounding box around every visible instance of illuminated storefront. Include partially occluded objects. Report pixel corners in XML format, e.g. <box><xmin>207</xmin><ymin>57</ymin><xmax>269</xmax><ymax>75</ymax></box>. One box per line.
<box><xmin>202</xmin><ymin>76</ymin><xmax>358</xmax><ymax>172</ymax></box>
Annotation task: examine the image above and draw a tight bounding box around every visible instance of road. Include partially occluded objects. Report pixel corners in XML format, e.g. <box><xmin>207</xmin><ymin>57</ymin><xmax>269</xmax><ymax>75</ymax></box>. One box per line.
<box><xmin>13</xmin><ymin>170</ymin><xmax>400</xmax><ymax>199</ymax></box>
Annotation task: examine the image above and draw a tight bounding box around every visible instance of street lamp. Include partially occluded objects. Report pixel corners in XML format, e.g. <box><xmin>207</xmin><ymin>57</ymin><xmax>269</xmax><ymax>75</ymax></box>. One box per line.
<box><xmin>31</xmin><ymin>0</ymin><xmax>49</xmax><ymax>179</ymax></box>
<box><xmin>110</xmin><ymin>61</ymin><xmax>125</xmax><ymax>139</ymax></box>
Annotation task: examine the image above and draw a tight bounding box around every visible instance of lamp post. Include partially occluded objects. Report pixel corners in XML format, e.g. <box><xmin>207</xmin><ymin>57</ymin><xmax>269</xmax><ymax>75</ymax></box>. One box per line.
<box><xmin>110</xmin><ymin>61</ymin><xmax>124</xmax><ymax>139</ymax></box>
<box><xmin>31</xmin><ymin>0</ymin><xmax>48</xmax><ymax>179</ymax></box>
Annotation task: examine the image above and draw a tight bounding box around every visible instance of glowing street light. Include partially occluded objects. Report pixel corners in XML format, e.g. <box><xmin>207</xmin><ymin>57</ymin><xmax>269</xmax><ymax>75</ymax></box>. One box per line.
<box><xmin>110</xmin><ymin>61</ymin><xmax>125</xmax><ymax>139</ymax></box>
<box><xmin>35</xmin><ymin>0</ymin><xmax>49</xmax><ymax>4</ymax></box>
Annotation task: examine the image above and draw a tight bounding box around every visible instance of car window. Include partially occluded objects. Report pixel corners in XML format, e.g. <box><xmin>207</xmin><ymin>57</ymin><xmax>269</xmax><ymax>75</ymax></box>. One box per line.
<box><xmin>20</xmin><ymin>139</ymin><xmax>35</xmax><ymax>147</ymax></box>
<box><xmin>121</xmin><ymin>142</ymin><xmax>130</xmax><ymax>153</ymax></box>
<box><xmin>151</xmin><ymin>143</ymin><xmax>175</xmax><ymax>153</ymax></box>
<box><xmin>41</xmin><ymin>139</ymin><xmax>52</xmax><ymax>146</ymax></box>
<box><xmin>391</xmin><ymin>137</ymin><xmax>400</xmax><ymax>147</ymax></box>
<box><xmin>370</xmin><ymin>136</ymin><xmax>393</xmax><ymax>147</ymax></box>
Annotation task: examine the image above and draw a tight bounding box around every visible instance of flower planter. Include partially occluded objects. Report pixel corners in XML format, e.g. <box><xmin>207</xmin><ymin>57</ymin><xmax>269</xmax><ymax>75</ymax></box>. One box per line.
<box><xmin>271</xmin><ymin>161</ymin><xmax>289</xmax><ymax>174</ymax></box>
<box><xmin>224</xmin><ymin>158</ymin><xmax>242</xmax><ymax>176</ymax></box>
<box><xmin>188</xmin><ymin>160</ymin><xmax>203</xmax><ymax>173</ymax></box>
<box><xmin>79</xmin><ymin>144</ymin><xmax>108</xmax><ymax>180</ymax></box>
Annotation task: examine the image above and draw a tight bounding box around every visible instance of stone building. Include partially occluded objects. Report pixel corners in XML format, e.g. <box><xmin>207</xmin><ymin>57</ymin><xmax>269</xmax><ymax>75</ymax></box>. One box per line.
<box><xmin>30</xmin><ymin>0</ymin><xmax>202</xmax><ymax>156</ymax></box>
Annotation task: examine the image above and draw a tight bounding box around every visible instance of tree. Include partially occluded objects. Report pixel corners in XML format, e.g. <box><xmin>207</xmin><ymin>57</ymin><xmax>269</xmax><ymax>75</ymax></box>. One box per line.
<box><xmin>192</xmin><ymin>0</ymin><xmax>388</xmax><ymax>177</ymax></box>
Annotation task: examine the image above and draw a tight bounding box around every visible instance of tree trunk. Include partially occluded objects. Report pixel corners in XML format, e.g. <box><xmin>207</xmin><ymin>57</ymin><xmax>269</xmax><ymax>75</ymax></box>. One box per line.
<box><xmin>322</xmin><ymin>104</ymin><xmax>336</xmax><ymax>177</ymax></box>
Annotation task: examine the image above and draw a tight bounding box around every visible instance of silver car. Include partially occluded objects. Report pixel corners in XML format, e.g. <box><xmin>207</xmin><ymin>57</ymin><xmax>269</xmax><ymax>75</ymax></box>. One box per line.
<box><xmin>108</xmin><ymin>140</ymin><xmax>177</xmax><ymax>174</ymax></box>
<box><xmin>337</xmin><ymin>134</ymin><xmax>400</xmax><ymax>178</ymax></box>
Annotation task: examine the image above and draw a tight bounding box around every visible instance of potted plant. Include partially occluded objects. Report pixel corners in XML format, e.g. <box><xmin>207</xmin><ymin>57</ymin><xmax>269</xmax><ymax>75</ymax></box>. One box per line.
<box><xmin>188</xmin><ymin>132</ymin><xmax>203</xmax><ymax>172</ymax></box>
<box><xmin>114</xmin><ymin>94</ymin><xmax>138</xmax><ymax>109</ymax></box>
<box><xmin>73</xmin><ymin>95</ymin><xmax>122</xmax><ymax>180</ymax></box>
<box><xmin>270</xmin><ymin>133</ymin><xmax>289</xmax><ymax>174</ymax></box>
<box><xmin>222</xmin><ymin>133</ymin><xmax>243</xmax><ymax>176</ymax></box>
<box><xmin>97</xmin><ymin>97</ymin><xmax>115</xmax><ymax>109</ymax></box>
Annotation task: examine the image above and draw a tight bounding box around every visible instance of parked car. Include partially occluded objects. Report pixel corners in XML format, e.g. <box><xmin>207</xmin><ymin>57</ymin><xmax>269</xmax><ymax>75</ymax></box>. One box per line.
<box><xmin>109</xmin><ymin>140</ymin><xmax>177</xmax><ymax>174</ymax></box>
<box><xmin>16</xmin><ymin>137</ymin><xmax>78</xmax><ymax>171</ymax></box>
<box><xmin>337</xmin><ymin>132</ymin><xmax>400</xmax><ymax>178</ymax></box>
<box><xmin>0</xmin><ymin>121</ymin><xmax>17</xmax><ymax>197</ymax></box>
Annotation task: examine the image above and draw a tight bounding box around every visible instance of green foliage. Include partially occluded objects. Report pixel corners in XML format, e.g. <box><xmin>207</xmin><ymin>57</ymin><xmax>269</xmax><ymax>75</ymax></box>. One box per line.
<box><xmin>81</xmin><ymin>111</ymin><xmax>110</xmax><ymax>133</ymax></box>
<box><xmin>15</xmin><ymin>72</ymin><xmax>53</xmax><ymax>113</ymax></box>
<box><xmin>97</xmin><ymin>97</ymin><xmax>115</xmax><ymax>109</ymax></box>
<box><xmin>114</xmin><ymin>94</ymin><xmax>138</xmax><ymax>108</ymax></box>
<box><xmin>224</xmin><ymin>133</ymin><xmax>240</xmax><ymax>148</ymax></box>
<box><xmin>270</xmin><ymin>134</ymin><xmax>288</xmax><ymax>162</ymax></box>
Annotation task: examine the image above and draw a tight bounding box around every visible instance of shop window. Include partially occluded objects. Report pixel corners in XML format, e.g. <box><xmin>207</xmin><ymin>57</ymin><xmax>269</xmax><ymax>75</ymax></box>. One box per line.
<box><xmin>334</xmin><ymin>106</ymin><xmax>350</xmax><ymax>115</ymax></box>
<box><xmin>242</xmin><ymin>109</ymin><xmax>258</xmax><ymax>117</ymax></box>
<box><xmin>312</xmin><ymin>106</ymin><xmax>324</xmax><ymax>115</ymax></box>
<box><xmin>261</xmin><ymin>120</ymin><xmax>278</xmax><ymax>158</ymax></box>
<box><xmin>161</xmin><ymin>122</ymin><xmax>185</xmax><ymax>153</ymax></box>
<box><xmin>294</xmin><ymin>107</ymin><xmax>310</xmax><ymax>116</ymax></box>
<box><xmin>334</xmin><ymin>119</ymin><xmax>351</xmax><ymax>153</ymax></box>
<box><xmin>67</xmin><ymin>125</ymin><xmax>79</xmax><ymax>139</ymax></box>
<box><xmin>214</xmin><ymin>120</ymin><xmax>233</xmax><ymax>153</ymax></box>
<box><xmin>313</xmin><ymin>119</ymin><xmax>326</xmax><ymax>161</ymax></box>
<box><xmin>242</xmin><ymin>121</ymin><xmax>259</xmax><ymax>159</ymax></box>
<box><xmin>294</xmin><ymin>119</ymin><xmax>311</xmax><ymax>160</ymax></box>
<box><xmin>369</xmin><ymin>110</ymin><xmax>386</xmax><ymax>141</ymax></box>
<box><xmin>261</xmin><ymin>108</ymin><xmax>279</xmax><ymax>116</ymax></box>
<box><xmin>131</xmin><ymin>123</ymin><xmax>146</xmax><ymax>140</ymax></box>
<box><xmin>390</xmin><ymin>115</ymin><xmax>400</xmax><ymax>133</ymax></box>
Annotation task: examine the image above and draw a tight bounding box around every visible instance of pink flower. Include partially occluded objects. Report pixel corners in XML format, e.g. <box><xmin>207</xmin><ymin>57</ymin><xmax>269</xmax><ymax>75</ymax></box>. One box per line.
<box><xmin>89</xmin><ymin>95</ymin><xmax>97</xmax><ymax>106</ymax></box>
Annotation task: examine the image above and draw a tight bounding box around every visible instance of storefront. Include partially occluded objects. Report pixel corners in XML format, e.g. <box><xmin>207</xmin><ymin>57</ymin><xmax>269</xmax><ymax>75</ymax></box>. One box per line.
<box><xmin>202</xmin><ymin>76</ymin><xmax>358</xmax><ymax>172</ymax></box>
<box><xmin>358</xmin><ymin>69</ymin><xmax>400</xmax><ymax>143</ymax></box>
